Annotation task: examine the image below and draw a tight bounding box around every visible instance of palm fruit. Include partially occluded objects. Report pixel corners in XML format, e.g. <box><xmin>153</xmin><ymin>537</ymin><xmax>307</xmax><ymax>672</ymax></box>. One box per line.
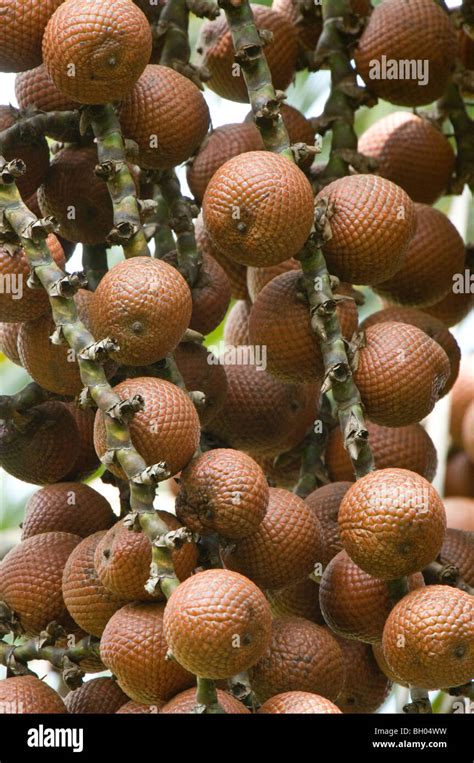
<box><xmin>173</xmin><ymin>342</ymin><xmax>228</xmax><ymax>427</ymax></box>
<box><xmin>0</xmin><ymin>105</ymin><xmax>50</xmax><ymax>202</ymax></box>
<box><xmin>0</xmin><ymin>0</ymin><xmax>65</xmax><ymax>73</ymax></box>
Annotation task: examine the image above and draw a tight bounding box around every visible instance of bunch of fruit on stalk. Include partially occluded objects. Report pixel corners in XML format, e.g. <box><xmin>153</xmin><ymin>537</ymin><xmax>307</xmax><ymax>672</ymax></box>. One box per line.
<box><xmin>0</xmin><ymin>0</ymin><xmax>473</xmax><ymax>715</ymax></box>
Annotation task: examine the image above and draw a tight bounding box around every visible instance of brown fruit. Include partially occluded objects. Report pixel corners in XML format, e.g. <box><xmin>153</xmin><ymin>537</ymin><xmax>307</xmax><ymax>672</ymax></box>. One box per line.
<box><xmin>176</xmin><ymin>448</ymin><xmax>269</xmax><ymax>539</ymax></box>
<box><xmin>249</xmin><ymin>616</ymin><xmax>345</xmax><ymax>703</ymax></box>
<box><xmin>195</xmin><ymin>213</ymin><xmax>248</xmax><ymax>300</ymax></box>
<box><xmin>443</xmin><ymin>497</ymin><xmax>474</xmax><ymax>532</ymax></box>
<box><xmin>462</xmin><ymin>401</ymin><xmax>474</xmax><ymax>464</ymax></box>
<box><xmin>339</xmin><ymin>468</ymin><xmax>446</xmax><ymax>580</ymax></box>
<box><xmin>335</xmin><ymin>638</ymin><xmax>391</xmax><ymax>714</ymax></box>
<box><xmin>62</xmin><ymin>531</ymin><xmax>127</xmax><ymax>638</ymax></box>
<box><xmin>450</xmin><ymin>355</ymin><xmax>474</xmax><ymax>449</ymax></box>
<box><xmin>0</xmin><ymin>531</ymin><xmax>81</xmax><ymax>635</ymax></box>
<box><xmin>265</xmin><ymin>578</ymin><xmax>325</xmax><ymax>625</ymax></box>
<box><xmin>174</xmin><ymin>342</ymin><xmax>228</xmax><ymax>427</ymax></box>
<box><xmin>202</xmin><ymin>151</ymin><xmax>315</xmax><ymax>267</ymax></box>
<box><xmin>358</xmin><ymin>112</ymin><xmax>454</xmax><ymax>204</ymax></box>
<box><xmin>119</xmin><ymin>65</ymin><xmax>210</xmax><ymax>170</ymax></box>
<box><xmin>249</xmin><ymin>271</ymin><xmax>358</xmax><ymax>383</ymax></box>
<box><xmin>65</xmin><ymin>677</ymin><xmax>129</xmax><ymax>714</ymax></box>
<box><xmin>15</xmin><ymin>63</ymin><xmax>80</xmax><ymax>112</ymax></box>
<box><xmin>0</xmin><ymin>105</ymin><xmax>50</xmax><ymax>201</ymax></box>
<box><xmin>63</xmin><ymin>404</ymin><xmax>101</xmax><ymax>480</ymax></box>
<box><xmin>116</xmin><ymin>700</ymin><xmax>162</xmax><ymax>713</ymax></box>
<box><xmin>258</xmin><ymin>691</ymin><xmax>342</xmax><ymax>714</ymax></box>
<box><xmin>189</xmin><ymin>253</ymin><xmax>231</xmax><ymax>336</ymax></box>
<box><xmin>22</xmin><ymin>483</ymin><xmax>114</xmax><ymax>540</ymax></box>
<box><xmin>221</xmin><ymin>487</ymin><xmax>324</xmax><ymax>590</ymax></box>
<box><xmin>354</xmin><ymin>0</ymin><xmax>457</xmax><ymax>106</ymax></box>
<box><xmin>0</xmin><ymin>321</ymin><xmax>22</xmax><ymax>365</ymax></box>
<box><xmin>223</xmin><ymin>300</ymin><xmax>252</xmax><ymax>346</ymax></box>
<box><xmin>445</xmin><ymin>452</ymin><xmax>474</xmax><ymax>499</ymax></box>
<box><xmin>382</xmin><ymin>586</ymin><xmax>474</xmax><ymax>690</ymax></box>
<box><xmin>251</xmin><ymin>449</ymin><xmax>302</xmax><ymax>490</ymax></box>
<box><xmin>43</xmin><ymin>0</ymin><xmax>152</xmax><ymax>104</ymax></box>
<box><xmin>277</xmin><ymin>104</ymin><xmax>317</xmax><ymax>171</ymax></box>
<box><xmin>94</xmin><ymin>377</ymin><xmax>201</xmax><ymax>480</ymax></box>
<box><xmin>304</xmin><ymin>482</ymin><xmax>352</xmax><ymax>567</ymax></box>
<box><xmin>94</xmin><ymin>514</ymin><xmax>198</xmax><ymax>602</ymax></box>
<box><xmin>423</xmin><ymin>284</ymin><xmax>474</xmax><ymax>328</ymax></box>
<box><xmin>247</xmin><ymin>257</ymin><xmax>300</xmax><ymax>303</ymax></box>
<box><xmin>161</xmin><ymin>688</ymin><xmax>250</xmax><ymax>714</ymax></box>
<box><xmin>89</xmin><ymin>257</ymin><xmax>192</xmax><ymax>366</ymax></box>
<box><xmin>319</xmin><ymin>550</ymin><xmax>424</xmax><ymax>644</ymax></box>
<box><xmin>440</xmin><ymin>528</ymin><xmax>474</xmax><ymax>587</ymax></box>
<box><xmin>0</xmin><ymin>676</ymin><xmax>67</xmax><ymax>714</ymax></box>
<box><xmin>372</xmin><ymin>642</ymin><xmax>408</xmax><ymax>687</ymax></box>
<box><xmin>197</xmin><ymin>6</ymin><xmax>298</xmax><ymax>103</ymax></box>
<box><xmin>0</xmin><ymin>0</ymin><xmax>64</xmax><ymax>73</ymax></box>
<box><xmin>315</xmin><ymin>174</ymin><xmax>416</xmax><ymax>286</ymax></box>
<box><xmin>163</xmin><ymin>569</ymin><xmax>272</xmax><ymax>679</ymax></box>
<box><xmin>354</xmin><ymin>322</ymin><xmax>450</xmax><ymax>427</ymax></box>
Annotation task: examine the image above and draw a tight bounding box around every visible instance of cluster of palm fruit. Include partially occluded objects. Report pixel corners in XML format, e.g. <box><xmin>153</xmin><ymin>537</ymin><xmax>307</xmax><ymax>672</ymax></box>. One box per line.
<box><xmin>0</xmin><ymin>0</ymin><xmax>473</xmax><ymax>716</ymax></box>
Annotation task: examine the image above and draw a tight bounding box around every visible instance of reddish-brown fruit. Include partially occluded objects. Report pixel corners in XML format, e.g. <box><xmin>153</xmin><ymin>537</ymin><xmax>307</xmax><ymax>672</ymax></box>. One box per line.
<box><xmin>249</xmin><ymin>616</ymin><xmax>344</xmax><ymax>703</ymax></box>
<box><xmin>176</xmin><ymin>448</ymin><xmax>269</xmax><ymax>539</ymax></box>
<box><xmin>450</xmin><ymin>355</ymin><xmax>474</xmax><ymax>449</ymax></box>
<box><xmin>354</xmin><ymin>322</ymin><xmax>450</xmax><ymax>427</ymax></box>
<box><xmin>372</xmin><ymin>643</ymin><xmax>408</xmax><ymax>687</ymax></box>
<box><xmin>358</xmin><ymin>112</ymin><xmax>454</xmax><ymax>204</ymax></box>
<box><xmin>354</xmin><ymin>0</ymin><xmax>457</xmax><ymax>106</ymax></box>
<box><xmin>163</xmin><ymin>569</ymin><xmax>272</xmax><ymax>679</ymax></box>
<box><xmin>0</xmin><ymin>531</ymin><xmax>81</xmax><ymax>635</ymax></box>
<box><xmin>440</xmin><ymin>528</ymin><xmax>474</xmax><ymax>587</ymax></box>
<box><xmin>189</xmin><ymin>253</ymin><xmax>231</xmax><ymax>336</ymax></box>
<box><xmin>63</xmin><ymin>404</ymin><xmax>101</xmax><ymax>480</ymax></box>
<box><xmin>65</xmin><ymin>678</ymin><xmax>129</xmax><ymax>715</ymax></box>
<box><xmin>249</xmin><ymin>271</ymin><xmax>359</xmax><ymax>383</ymax></box>
<box><xmin>325</xmin><ymin>421</ymin><xmax>438</xmax><ymax>484</ymax></box>
<box><xmin>335</xmin><ymin>638</ymin><xmax>391</xmax><ymax>714</ymax></box>
<box><xmin>195</xmin><ymin>214</ymin><xmax>248</xmax><ymax>300</ymax></box>
<box><xmin>0</xmin><ymin>105</ymin><xmax>50</xmax><ymax>201</ymax></box>
<box><xmin>305</xmin><ymin>482</ymin><xmax>352</xmax><ymax>567</ymax></box>
<box><xmin>119</xmin><ymin>65</ymin><xmax>210</xmax><ymax>170</ymax></box>
<box><xmin>22</xmin><ymin>483</ymin><xmax>114</xmax><ymax>540</ymax></box>
<box><xmin>116</xmin><ymin>700</ymin><xmax>162</xmax><ymax>714</ymax></box>
<box><xmin>223</xmin><ymin>300</ymin><xmax>252</xmax><ymax>346</ymax></box>
<box><xmin>382</xmin><ymin>586</ymin><xmax>474</xmax><ymax>690</ymax></box>
<box><xmin>258</xmin><ymin>691</ymin><xmax>342</xmax><ymax>714</ymax></box>
<box><xmin>247</xmin><ymin>258</ymin><xmax>300</xmax><ymax>303</ymax></box>
<box><xmin>94</xmin><ymin>514</ymin><xmax>198</xmax><ymax>602</ymax></box>
<box><xmin>315</xmin><ymin>174</ymin><xmax>416</xmax><ymax>286</ymax></box>
<box><xmin>15</xmin><ymin>63</ymin><xmax>80</xmax><ymax>113</ymax></box>
<box><xmin>18</xmin><ymin>314</ymin><xmax>83</xmax><ymax>396</ymax></box>
<box><xmin>0</xmin><ymin>0</ymin><xmax>64</xmax><ymax>73</ymax></box>
<box><xmin>443</xmin><ymin>498</ymin><xmax>474</xmax><ymax>532</ymax></box>
<box><xmin>271</xmin><ymin>0</ymin><xmax>322</xmax><ymax>57</ymax></box>
<box><xmin>203</xmin><ymin>151</ymin><xmax>315</xmax><ymax>267</ymax></box>
<box><xmin>423</xmin><ymin>282</ymin><xmax>474</xmax><ymax>328</ymax></box>
<box><xmin>161</xmin><ymin>688</ymin><xmax>250</xmax><ymax>714</ymax></box>
<box><xmin>174</xmin><ymin>342</ymin><xmax>228</xmax><ymax>426</ymax></box>
<box><xmin>221</xmin><ymin>487</ymin><xmax>324</xmax><ymax>590</ymax></box>
<box><xmin>89</xmin><ymin>257</ymin><xmax>192</xmax><ymax>366</ymax></box>
<box><xmin>462</xmin><ymin>401</ymin><xmax>474</xmax><ymax>464</ymax></box>
<box><xmin>62</xmin><ymin>531</ymin><xmax>128</xmax><ymax>638</ymax></box>
<box><xmin>445</xmin><ymin>452</ymin><xmax>474</xmax><ymax>499</ymax></box>
<box><xmin>43</xmin><ymin>0</ymin><xmax>152</xmax><ymax>104</ymax></box>
<box><xmin>252</xmin><ymin>449</ymin><xmax>303</xmax><ymax>490</ymax></box>
<box><xmin>319</xmin><ymin>550</ymin><xmax>424</xmax><ymax>644</ymax></box>
<box><xmin>101</xmin><ymin>602</ymin><xmax>195</xmax><ymax>703</ymax></box>
<box><xmin>265</xmin><ymin>578</ymin><xmax>325</xmax><ymax>625</ymax></box>
<box><xmin>198</xmin><ymin>6</ymin><xmax>298</xmax><ymax>103</ymax></box>
<box><xmin>0</xmin><ymin>676</ymin><xmax>67</xmax><ymax>714</ymax></box>
<box><xmin>0</xmin><ymin>321</ymin><xmax>22</xmax><ymax>365</ymax></box>
<box><xmin>94</xmin><ymin>377</ymin><xmax>201</xmax><ymax>480</ymax></box>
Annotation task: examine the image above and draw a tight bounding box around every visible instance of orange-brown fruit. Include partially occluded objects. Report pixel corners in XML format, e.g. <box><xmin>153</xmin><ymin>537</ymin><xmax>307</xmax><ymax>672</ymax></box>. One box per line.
<box><xmin>89</xmin><ymin>257</ymin><xmax>192</xmax><ymax>366</ymax></box>
<box><xmin>189</xmin><ymin>253</ymin><xmax>231</xmax><ymax>336</ymax></box>
<box><xmin>246</xmin><ymin>257</ymin><xmax>300</xmax><ymax>303</ymax></box>
<box><xmin>304</xmin><ymin>482</ymin><xmax>352</xmax><ymax>567</ymax></box>
<box><xmin>119</xmin><ymin>65</ymin><xmax>210</xmax><ymax>170</ymax></box>
<box><xmin>43</xmin><ymin>0</ymin><xmax>152</xmax><ymax>104</ymax></box>
<box><xmin>372</xmin><ymin>643</ymin><xmax>408</xmax><ymax>687</ymax></box>
<box><xmin>195</xmin><ymin>213</ymin><xmax>248</xmax><ymax>300</ymax></box>
<box><xmin>0</xmin><ymin>531</ymin><xmax>81</xmax><ymax>635</ymax></box>
<box><xmin>249</xmin><ymin>272</ymin><xmax>359</xmax><ymax>383</ymax></box>
<box><xmin>197</xmin><ymin>6</ymin><xmax>298</xmax><ymax>103</ymax></box>
<box><xmin>319</xmin><ymin>550</ymin><xmax>424</xmax><ymax>644</ymax></box>
<box><xmin>354</xmin><ymin>322</ymin><xmax>450</xmax><ymax>427</ymax></box>
<box><xmin>354</xmin><ymin>0</ymin><xmax>457</xmax><ymax>106</ymax></box>
<box><xmin>249</xmin><ymin>616</ymin><xmax>345</xmax><ymax>703</ymax></box>
<box><xmin>206</xmin><ymin>355</ymin><xmax>319</xmax><ymax>456</ymax></box>
<box><xmin>265</xmin><ymin>578</ymin><xmax>325</xmax><ymax>625</ymax></box>
<box><xmin>94</xmin><ymin>514</ymin><xmax>198</xmax><ymax>602</ymax></box>
<box><xmin>15</xmin><ymin>63</ymin><xmax>80</xmax><ymax>112</ymax></box>
<box><xmin>443</xmin><ymin>497</ymin><xmax>474</xmax><ymax>532</ymax></box>
<box><xmin>176</xmin><ymin>448</ymin><xmax>269</xmax><ymax>539</ymax></box>
<box><xmin>450</xmin><ymin>355</ymin><xmax>474</xmax><ymax>449</ymax></box>
<box><xmin>63</xmin><ymin>404</ymin><xmax>101</xmax><ymax>480</ymax></box>
<box><xmin>163</xmin><ymin>569</ymin><xmax>272</xmax><ymax>679</ymax></box>
<box><xmin>223</xmin><ymin>300</ymin><xmax>252</xmax><ymax>346</ymax></box>
<box><xmin>445</xmin><ymin>451</ymin><xmax>474</xmax><ymax>499</ymax></box>
<box><xmin>161</xmin><ymin>688</ymin><xmax>250</xmax><ymax>714</ymax></box>
<box><xmin>0</xmin><ymin>0</ymin><xmax>64</xmax><ymax>73</ymax></box>
<box><xmin>326</xmin><ymin>421</ymin><xmax>438</xmax><ymax>484</ymax></box>
<box><xmin>382</xmin><ymin>586</ymin><xmax>474</xmax><ymax>690</ymax></box>
<box><xmin>62</xmin><ymin>531</ymin><xmax>128</xmax><ymax>638</ymax></box>
<box><xmin>101</xmin><ymin>601</ymin><xmax>195</xmax><ymax>703</ymax></box>
<box><xmin>358</xmin><ymin>112</ymin><xmax>454</xmax><ymax>204</ymax></box>
<box><xmin>423</xmin><ymin>286</ymin><xmax>474</xmax><ymax>328</ymax></box>
<box><xmin>65</xmin><ymin>677</ymin><xmax>129</xmax><ymax>714</ymax></box>
<box><xmin>335</xmin><ymin>638</ymin><xmax>391</xmax><ymax>714</ymax></box>
<box><xmin>22</xmin><ymin>483</ymin><xmax>114</xmax><ymax>540</ymax></box>
<box><xmin>202</xmin><ymin>151</ymin><xmax>315</xmax><ymax>267</ymax></box>
<box><xmin>0</xmin><ymin>105</ymin><xmax>50</xmax><ymax>201</ymax></box>
<box><xmin>94</xmin><ymin>377</ymin><xmax>201</xmax><ymax>480</ymax></box>
<box><xmin>315</xmin><ymin>174</ymin><xmax>416</xmax><ymax>286</ymax></box>
<box><xmin>462</xmin><ymin>401</ymin><xmax>474</xmax><ymax>464</ymax></box>
<box><xmin>440</xmin><ymin>528</ymin><xmax>474</xmax><ymax>588</ymax></box>
<box><xmin>174</xmin><ymin>342</ymin><xmax>228</xmax><ymax>427</ymax></box>
<box><xmin>116</xmin><ymin>700</ymin><xmax>162</xmax><ymax>713</ymax></box>
<box><xmin>0</xmin><ymin>321</ymin><xmax>22</xmax><ymax>365</ymax></box>
<box><xmin>0</xmin><ymin>676</ymin><xmax>67</xmax><ymax>714</ymax></box>
<box><xmin>221</xmin><ymin>487</ymin><xmax>324</xmax><ymax>590</ymax></box>
<box><xmin>258</xmin><ymin>691</ymin><xmax>342</xmax><ymax>714</ymax></box>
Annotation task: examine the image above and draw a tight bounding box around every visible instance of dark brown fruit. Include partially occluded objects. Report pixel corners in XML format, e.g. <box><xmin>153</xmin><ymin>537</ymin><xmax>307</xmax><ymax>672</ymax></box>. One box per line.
<box><xmin>0</xmin><ymin>105</ymin><xmax>50</xmax><ymax>201</ymax></box>
<box><xmin>258</xmin><ymin>691</ymin><xmax>342</xmax><ymax>714</ymax></box>
<box><xmin>0</xmin><ymin>0</ymin><xmax>64</xmax><ymax>73</ymax></box>
<box><xmin>305</xmin><ymin>482</ymin><xmax>352</xmax><ymax>567</ymax></box>
<box><xmin>195</xmin><ymin>213</ymin><xmax>248</xmax><ymax>300</ymax></box>
<box><xmin>65</xmin><ymin>677</ymin><xmax>129</xmax><ymax>714</ymax></box>
<box><xmin>440</xmin><ymin>528</ymin><xmax>474</xmax><ymax>587</ymax></box>
<box><xmin>423</xmin><ymin>285</ymin><xmax>474</xmax><ymax>328</ymax></box>
<box><xmin>246</xmin><ymin>258</ymin><xmax>300</xmax><ymax>303</ymax></box>
<box><xmin>22</xmin><ymin>483</ymin><xmax>114</xmax><ymax>540</ymax></box>
<box><xmin>335</xmin><ymin>638</ymin><xmax>391</xmax><ymax>714</ymax></box>
<box><xmin>161</xmin><ymin>688</ymin><xmax>250</xmax><ymax>714</ymax></box>
<box><xmin>445</xmin><ymin>451</ymin><xmax>474</xmax><ymax>499</ymax></box>
<box><xmin>174</xmin><ymin>342</ymin><xmax>228</xmax><ymax>427</ymax></box>
<box><xmin>62</xmin><ymin>404</ymin><xmax>101</xmax><ymax>480</ymax></box>
<box><xmin>189</xmin><ymin>253</ymin><xmax>231</xmax><ymax>336</ymax></box>
<box><xmin>223</xmin><ymin>300</ymin><xmax>252</xmax><ymax>346</ymax></box>
<box><xmin>0</xmin><ymin>676</ymin><xmax>67</xmax><ymax>714</ymax></box>
<box><xmin>265</xmin><ymin>578</ymin><xmax>325</xmax><ymax>625</ymax></box>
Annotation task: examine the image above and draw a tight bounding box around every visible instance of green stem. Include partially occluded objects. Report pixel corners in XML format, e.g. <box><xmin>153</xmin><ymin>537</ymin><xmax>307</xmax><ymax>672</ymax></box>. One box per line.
<box><xmin>0</xmin><ymin>109</ymin><xmax>81</xmax><ymax>152</ymax></box>
<box><xmin>0</xmin><ymin>382</ymin><xmax>60</xmax><ymax>419</ymax></box>
<box><xmin>82</xmin><ymin>244</ymin><xmax>108</xmax><ymax>291</ymax></box>
<box><xmin>437</xmin><ymin>82</ymin><xmax>474</xmax><ymax>193</ymax></box>
<box><xmin>152</xmin><ymin>184</ymin><xmax>176</xmax><ymax>258</ymax></box>
<box><xmin>294</xmin><ymin>393</ymin><xmax>332</xmax><ymax>497</ymax></box>
<box><xmin>195</xmin><ymin>677</ymin><xmax>226</xmax><ymax>714</ymax></box>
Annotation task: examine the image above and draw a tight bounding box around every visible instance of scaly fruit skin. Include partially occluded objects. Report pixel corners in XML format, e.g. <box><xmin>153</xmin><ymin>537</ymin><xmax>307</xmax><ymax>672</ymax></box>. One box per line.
<box><xmin>43</xmin><ymin>0</ymin><xmax>152</xmax><ymax>104</ymax></box>
<box><xmin>372</xmin><ymin>643</ymin><xmax>408</xmax><ymax>687</ymax></box>
<box><xmin>174</xmin><ymin>342</ymin><xmax>228</xmax><ymax>427</ymax></box>
<box><xmin>161</xmin><ymin>688</ymin><xmax>249</xmax><ymax>714</ymax></box>
<box><xmin>315</xmin><ymin>174</ymin><xmax>416</xmax><ymax>286</ymax></box>
<box><xmin>358</xmin><ymin>112</ymin><xmax>454</xmax><ymax>204</ymax></box>
<box><xmin>0</xmin><ymin>676</ymin><xmax>67</xmax><ymax>714</ymax></box>
<box><xmin>197</xmin><ymin>6</ymin><xmax>298</xmax><ymax>103</ymax></box>
<box><xmin>443</xmin><ymin>497</ymin><xmax>474</xmax><ymax>532</ymax></box>
<box><xmin>450</xmin><ymin>355</ymin><xmax>474</xmax><ymax>449</ymax></box>
<box><xmin>440</xmin><ymin>528</ymin><xmax>474</xmax><ymax>587</ymax></box>
<box><xmin>195</xmin><ymin>213</ymin><xmax>248</xmax><ymax>300</ymax></box>
<box><xmin>15</xmin><ymin>63</ymin><xmax>80</xmax><ymax>114</ymax></box>
<box><xmin>462</xmin><ymin>401</ymin><xmax>474</xmax><ymax>464</ymax></box>
<box><xmin>319</xmin><ymin>550</ymin><xmax>424</xmax><ymax>644</ymax></box>
<box><xmin>65</xmin><ymin>678</ymin><xmax>129</xmax><ymax>715</ymax></box>
<box><xmin>339</xmin><ymin>468</ymin><xmax>446</xmax><ymax>580</ymax></box>
<box><xmin>354</xmin><ymin>0</ymin><xmax>457</xmax><ymax>106</ymax></box>
<box><xmin>18</xmin><ymin>314</ymin><xmax>83</xmax><ymax>396</ymax></box>
<box><xmin>164</xmin><ymin>569</ymin><xmax>272</xmax><ymax>679</ymax></box>
<box><xmin>221</xmin><ymin>487</ymin><xmax>324</xmax><ymax>590</ymax></box>
<box><xmin>0</xmin><ymin>105</ymin><xmax>50</xmax><ymax>202</ymax></box>
<box><xmin>94</xmin><ymin>377</ymin><xmax>201</xmax><ymax>480</ymax></box>
<box><xmin>0</xmin><ymin>321</ymin><xmax>22</xmax><ymax>365</ymax></box>
<box><xmin>176</xmin><ymin>449</ymin><xmax>269</xmax><ymax>539</ymax></box>
<box><xmin>271</xmin><ymin>0</ymin><xmax>322</xmax><ymax>58</ymax></box>
<box><xmin>223</xmin><ymin>300</ymin><xmax>252</xmax><ymax>346</ymax></box>
<box><xmin>203</xmin><ymin>151</ymin><xmax>315</xmax><ymax>267</ymax></box>
<box><xmin>63</xmin><ymin>404</ymin><xmax>101</xmax><ymax>480</ymax></box>
<box><xmin>116</xmin><ymin>700</ymin><xmax>163</xmax><ymax>713</ymax></box>
<box><xmin>423</xmin><ymin>280</ymin><xmax>474</xmax><ymax>328</ymax></box>
<box><xmin>188</xmin><ymin>253</ymin><xmax>231</xmax><ymax>336</ymax></box>
<box><xmin>0</xmin><ymin>0</ymin><xmax>64</xmax><ymax>73</ymax></box>
<box><xmin>22</xmin><ymin>483</ymin><xmax>114</xmax><ymax>540</ymax></box>
<box><xmin>100</xmin><ymin>602</ymin><xmax>195</xmax><ymax>703</ymax></box>
<box><xmin>335</xmin><ymin>638</ymin><xmax>391</xmax><ymax>714</ymax></box>
<box><xmin>354</xmin><ymin>322</ymin><xmax>450</xmax><ymax>427</ymax></box>
<box><xmin>258</xmin><ymin>691</ymin><xmax>342</xmax><ymax>714</ymax></box>
<box><xmin>249</xmin><ymin>616</ymin><xmax>345</xmax><ymax>703</ymax></box>
<box><xmin>304</xmin><ymin>482</ymin><xmax>352</xmax><ymax>567</ymax></box>
<box><xmin>247</xmin><ymin>257</ymin><xmax>300</xmax><ymax>303</ymax></box>
<box><xmin>266</xmin><ymin>578</ymin><xmax>325</xmax><ymax>625</ymax></box>
<box><xmin>119</xmin><ymin>65</ymin><xmax>210</xmax><ymax>170</ymax></box>
<box><xmin>0</xmin><ymin>531</ymin><xmax>81</xmax><ymax>636</ymax></box>
<box><xmin>382</xmin><ymin>586</ymin><xmax>474</xmax><ymax>690</ymax></box>
<box><xmin>89</xmin><ymin>257</ymin><xmax>192</xmax><ymax>366</ymax></box>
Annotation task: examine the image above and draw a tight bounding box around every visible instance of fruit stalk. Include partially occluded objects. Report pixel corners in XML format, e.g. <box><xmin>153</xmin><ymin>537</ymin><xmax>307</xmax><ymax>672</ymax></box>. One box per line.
<box><xmin>158</xmin><ymin>0</ymin><xmax>218</xmax><ymax>84</ymax></box>
<box><xmin>0</xmin><ymin>108</ymin><xmax>80</xmax><ymax>152</ymax></box>
<box><xmin>82</xmin><ymin>244</ymin><xmax>109</xmax><ymax>291</ymax></box>
<box><xmin>437</xmin><ymin>82</ymin><xmax>474</xmax><ymax>193</ymax></box>
<box><xmin>195</xmin><ymin>677</ymin><xmax>226</xmax><ymax>714</ymax></box>
<box><xmin>152</xmin><ymin>185</ymin><xmax>176</xmax><ymax>258</ymax></box>
<box><xmin>294</xmin><ymin>394</ymin><xmax>332</xmax><ymax>497</ymax></box>
<box><xmin>0</xmin><ymin>382</ymin><xmax>59</xmax><ymax>419</ymax></box>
